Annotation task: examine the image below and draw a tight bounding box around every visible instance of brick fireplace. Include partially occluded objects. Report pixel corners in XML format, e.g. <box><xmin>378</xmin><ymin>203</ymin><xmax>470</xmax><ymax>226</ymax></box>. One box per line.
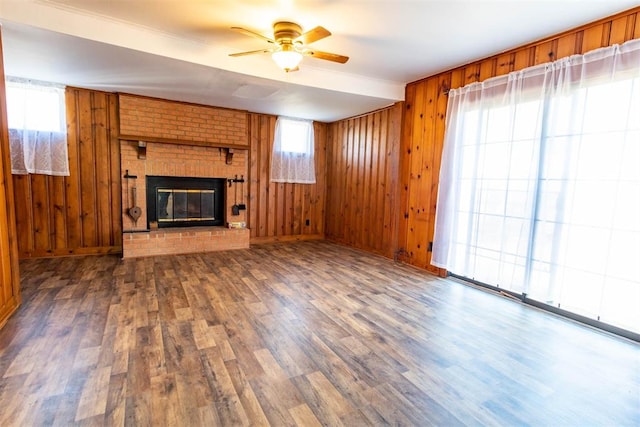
<box><xmin>119</xmin><ymin>94</ymin><xmax>250</xmax><ymax>258</ymax></box>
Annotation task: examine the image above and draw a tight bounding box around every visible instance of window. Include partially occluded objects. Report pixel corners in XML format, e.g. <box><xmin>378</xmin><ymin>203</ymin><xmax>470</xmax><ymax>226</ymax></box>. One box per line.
<box><xmin>279</xmin><ymin>119</ymin><xmax>311</xmax><ymax>154</ymax></box>
<box><xmin>433</xmin><ymin>39</ymin><xmax>640</xmax><ymax>334</ymax></box>
<box><xmin>5</xmin><ymin>77</ymin><xmax>69</xmax><ymax>176</ymax></box>
<box><xmin>270</xmin><ymin>117</ymin><xmax>316</xmax><ymax>183</ymax></box>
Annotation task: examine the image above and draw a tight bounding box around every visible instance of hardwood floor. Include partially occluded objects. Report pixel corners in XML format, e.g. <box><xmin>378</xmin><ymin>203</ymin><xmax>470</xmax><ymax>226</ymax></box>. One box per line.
<box><xmin>0</xmin><ymin>241</ymin><xmax>638</xmax><ymax>426</ymax></box>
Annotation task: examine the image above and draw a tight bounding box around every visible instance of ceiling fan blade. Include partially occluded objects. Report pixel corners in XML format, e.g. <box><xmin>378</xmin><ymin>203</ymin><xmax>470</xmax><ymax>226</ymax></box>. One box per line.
<box><xmin>304</xmin><ymin>50</ymin><xmax>349</xmax><ymax>64</ymax></box>
<box><xmin>231</xmin><ymin>26</ymin><xmax>275</xmax><ymax>44</ymax></box>
<box><xmin>295</xmin><ymin>26</ymin><xmax>331</xmax><ymax>45</ymax></box>
<box><xmin>229</xmin><ymin>48</ymin><xmax>273</xmax><ymax>57</ymax></box>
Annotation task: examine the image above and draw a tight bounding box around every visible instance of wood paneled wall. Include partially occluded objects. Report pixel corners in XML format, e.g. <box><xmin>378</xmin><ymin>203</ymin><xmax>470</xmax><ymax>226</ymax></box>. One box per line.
<box><xmin>325</xmin><ymin>104</ymin><xmax>403</xmax><ymax>258</ymax></box>
<box><xmin>12</xmin><ymin>88</ymin><xmax>122</xmax><ymax>258</ymax></box>
<box><xmin>400</xmin><ymin>6</ymin><xmax>640</xmax><ymax>274</ymax></box>
<box><xmin>0</xmin><ymin>29</ymin><xmax>21</xmax><ymax>327</ymax></box>
<box><xmin>248</xmin><ymin>114</ymin><xmax>326</xmax><ymax>242</ymax></box>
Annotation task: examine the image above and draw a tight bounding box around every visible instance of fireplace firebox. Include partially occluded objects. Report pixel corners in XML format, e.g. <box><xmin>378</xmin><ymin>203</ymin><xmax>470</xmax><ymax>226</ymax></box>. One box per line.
<box><xmin>146</xmin><ymin>176</ymin><xmax>226</xmax><ymax>228</ymax></box>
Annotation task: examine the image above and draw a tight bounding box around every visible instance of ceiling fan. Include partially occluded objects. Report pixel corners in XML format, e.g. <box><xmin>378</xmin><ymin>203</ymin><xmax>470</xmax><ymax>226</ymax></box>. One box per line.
<box><xmin>229</xmin><ymin>21</ymin><xmax>349</xmax><ymax>72</ymax></box>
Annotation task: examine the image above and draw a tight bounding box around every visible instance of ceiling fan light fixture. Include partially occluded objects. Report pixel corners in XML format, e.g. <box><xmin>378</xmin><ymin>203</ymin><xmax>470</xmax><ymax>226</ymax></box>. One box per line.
<box><xmin>272</xmin><ymin>44</ymin><xmax>302</xmax><ymax>72</ymax></box>
<box><xmin>230</xmin><ymin>22</ymin><xmax>348</xmax><ymax>70</ymax></box>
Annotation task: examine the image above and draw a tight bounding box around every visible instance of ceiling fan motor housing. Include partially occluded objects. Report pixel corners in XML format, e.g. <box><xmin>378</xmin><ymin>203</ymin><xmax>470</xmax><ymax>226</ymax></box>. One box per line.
<box><xmin>273</xmin><ymin>22</ymin><xmax>302</xmax><ymax>44</ymax></box>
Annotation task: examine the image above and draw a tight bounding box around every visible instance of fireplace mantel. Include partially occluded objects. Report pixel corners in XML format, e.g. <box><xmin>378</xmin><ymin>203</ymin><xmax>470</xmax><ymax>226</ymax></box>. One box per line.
<box><xmin>119</xmin><ymin>134</ymin><xmax>249</xmax><ymax>150</ymax></box>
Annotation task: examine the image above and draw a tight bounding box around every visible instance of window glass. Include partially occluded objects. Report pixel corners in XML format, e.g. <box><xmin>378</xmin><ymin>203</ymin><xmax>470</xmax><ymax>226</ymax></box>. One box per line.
<box><xmin>6</xmin><ymin>83</ymin><xmax>65</xmax><ymax>132</ymax></box>
<box><xmin>270</xmin><ymin>117</ymin><xmax>315</xmax><ymax>183</ymax></box>
<box><xmin>5</xmin><ymin>78</ymin><xmax>69</xmax><ymax>176</ymax></box>
<box><xmin>279</xmin><ymin>119</ymin><xmax>311</xmax><ymax>154</ymax></box>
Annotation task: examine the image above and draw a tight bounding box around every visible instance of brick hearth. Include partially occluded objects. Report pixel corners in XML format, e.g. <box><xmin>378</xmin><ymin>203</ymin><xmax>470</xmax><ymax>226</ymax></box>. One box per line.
<box><xmin>123</xmin><ymin>227</ymin><xmax>249</xmax><ymax>258</ymax></box>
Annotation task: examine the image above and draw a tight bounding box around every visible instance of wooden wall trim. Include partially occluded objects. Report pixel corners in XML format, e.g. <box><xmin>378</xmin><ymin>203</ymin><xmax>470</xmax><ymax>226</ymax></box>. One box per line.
<box><xmin>0</xmin><ymin>29</ymin><xmax>21</xmax><ymax>327</ymax></box>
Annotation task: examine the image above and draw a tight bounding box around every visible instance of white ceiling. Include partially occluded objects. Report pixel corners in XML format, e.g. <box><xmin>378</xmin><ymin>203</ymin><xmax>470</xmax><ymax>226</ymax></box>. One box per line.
<box><xmin>0</xmin><ymin>0</ymin><xmax>638</xmax><ymax>122</ymax></box>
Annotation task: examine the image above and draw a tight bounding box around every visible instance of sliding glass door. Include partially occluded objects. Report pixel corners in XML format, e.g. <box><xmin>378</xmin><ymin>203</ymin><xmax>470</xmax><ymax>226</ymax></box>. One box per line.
<box><xmin>433</xmin><ymin>39</ymin><xmax>640</xmax><ymax>335</ymax></box>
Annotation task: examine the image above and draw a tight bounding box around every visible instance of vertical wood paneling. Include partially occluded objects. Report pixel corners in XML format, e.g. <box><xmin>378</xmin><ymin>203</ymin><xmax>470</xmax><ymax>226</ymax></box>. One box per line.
<box><xmin>276</xmin><ymin>183</ymin><xmax>285</xmax><ymax>236</ymax></box>
<box><xmin>377</xmin><ymin>111</ymin><xmax>389</xmax><ymax>254</ymax></box>
<box><xmin>13</xmin><ymin>176</ymin><xmax>32</xmax><ymax>252</ymax></box>
<box><xmin>349</xmin><ymin>119</ymin><xmax>360</xmax><ymax>247</ymax></box>
<box><xmin>247</xmin><ymin>114</ymin><xmax>326</xmax><ymax>243</ymax></box>
<box><xmin>312</xmin><ymin>122</ymin><xmax>326</xmax><ymax>236</ymax></box>
<box><xmin>405</xmin><ymin>80</ymin><xmax>429</xmax><ymax>268</ymax></box>
<box><xmin>65</xmin><ymin>91</ymin><xmax>82</xmax><ymax>250</ymax></box>
<box><xmin>285</xmin><ymin>182</ymin><xmax>294</xmax><ymax>235</ymax></box>
<box><xmin>495</xmin><ymin>53</ymin><xmax>514</xmax><ymax>77</ymax></box>
<box><xmin>582</xmin><ymin>25</ymin><xmax>606</xmax><ymax>53</ymax></box>
<box><xmin>414</xmin><ymin>78</ymin><xmax>439</xmax><ymax>269</ymax></box>
<box><xmin>293</xmin><ymin>182</ymin><xmax>302</xmax><ymax>234</ymax></box>
<box><xmin>478</xmin><ymin>58</ymin><xmax>495</xmax><ymax>81</ymax></box>
<box><xmin>0</xmin><ymin>29</ymin><xmax>21</xmax><ymax>328</ymax></box>
<box><xmin>349</xmin><ymin>118</ymin><xmax>358</xmax><ymax>246</ymax></box>
<box><xmin>358</xmin><ymin>117</ymin><xmax>368</xmax><ymax>247</ymax></box>
<box><xmin>513</xmin><ymin>47</ymin><xmax>534</xmax><ymax>71</ymax></box>
<box><xmin>400</xmin><ymin>6</ymin><xmax>640</xmax><ymax>274</ymax></box>
<box><xmin>384</xmin><ymin>106</ymin><xmax>401</xmax><ymax>254</ymax></box>
<box><xmin>78</xmin><ymin>90</ymin><xmax>97</xmax><ymax>247</ymax></box>
<box><xmin>52</xmin><ymin>174</ymin><xmax>67</xmax><ymax>250</ymax></box>
<box><xmin>534</xmin><ymin>40</ymin><xmax>556</xmax><ymax>65</ymax></box>
<box><xmin>397</xmin><ymin>86</ymin><xmax>415</xmax><ymax>262</ymax></box>
<box><xmin>248</xmin><ymin>115</ymin><xmax>261</xmax><ymax>236</ymax></box>
<box><xmin>31</xmin><ymin>175</ymin><xmax>49</xmax><ymax>250</ymax></box>
<box><xmin>347</xmin><ymin>119</ymin><xmax>358</xmax><ymax>246</ymax></box>
<box><xmin>465</xmin><ymin>63</ymin><xmax>480</xmax><ymax>85</ymax></box>
<box><xmin>367</xmin><ymin>113</ymin><xmax>380</xmax><ymax>250</ymax></box>
<box><xmin>12</xmin><ymin>87</ymin><xmax>122</xmax><ymax>258</ymax></box>
<box><xmin>325</xmin><ymin>122</ymin><xmax>339</xmax><ymax>239</ymax></box>
<box><xmin>427</xmin><ymin>73</ymin><xmax>450</xmax><ymax>269</ymax></box>
<box><xmin>330</xmin><ymin>120</ymin><xmax>346</xmax><ymax>242</ymax></box>
<box><xmin>609</xmin><ymin>16</ymin><xmax>629</xmax><ymax>44</ymax></box>
<box><xmin>325</xmin><ymin>104</ymin><xmax>402</xmax><ymax>258</ymax></box>
<box><xmin>108</xmin><ymin>96</ymin><xmax>122</xmax><ymax>249</ymax></box>
<box><xmin>556</xmin><ymin>33</ymin><xmax>579</xmax><ymax>59</ymax></box>
<box><xmin>94</xmin><ymin>93</ymin><xmax>111</xmax><ymax>247</ymax></box>
<box><xmin>266</xmin><ymin>119</ymin><xmax>277</xmax><ymax>238</ymax></box>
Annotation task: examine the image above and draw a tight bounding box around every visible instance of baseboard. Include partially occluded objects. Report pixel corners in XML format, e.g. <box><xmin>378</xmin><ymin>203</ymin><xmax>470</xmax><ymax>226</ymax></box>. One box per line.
<box><xmin>18</xmin><ymin>246</ymin><xmax>123</xmax><ymax>259</ymax></box>
<box><xmin>250</xmin><ymin>234</ymin><xmax>324</xmax><ymax>245</ymax></box>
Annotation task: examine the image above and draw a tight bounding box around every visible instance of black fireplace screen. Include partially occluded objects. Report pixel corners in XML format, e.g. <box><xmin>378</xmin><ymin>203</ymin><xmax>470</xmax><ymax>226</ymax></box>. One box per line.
<box><xmin>147</xmin><ymin>176</ymin><xmax>225</xmax><ymax>228</ymax></box>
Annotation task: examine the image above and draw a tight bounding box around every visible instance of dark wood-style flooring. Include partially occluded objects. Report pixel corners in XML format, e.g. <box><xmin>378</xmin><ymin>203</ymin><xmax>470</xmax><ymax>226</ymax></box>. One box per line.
<box><xmin>0</xmin><ymin>241</ymin><xmax>638</xmax><ymax>426</ymax></box>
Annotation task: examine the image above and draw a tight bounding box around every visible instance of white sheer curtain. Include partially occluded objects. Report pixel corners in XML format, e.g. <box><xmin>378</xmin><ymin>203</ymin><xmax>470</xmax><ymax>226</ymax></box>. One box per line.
<box><xmin>270</xmin><ymin>117</ymin><xmax>316</xmax><ymax>184</ymax></box>
<box><xmin>6</xmin><ymin>78</ymin><xmax>69</xmax><ymax>176</ymax></box>
<box><xmin>433</xmin><ymin>39</ymin><xmax>640</xmax><ymax>333</ymax></box>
